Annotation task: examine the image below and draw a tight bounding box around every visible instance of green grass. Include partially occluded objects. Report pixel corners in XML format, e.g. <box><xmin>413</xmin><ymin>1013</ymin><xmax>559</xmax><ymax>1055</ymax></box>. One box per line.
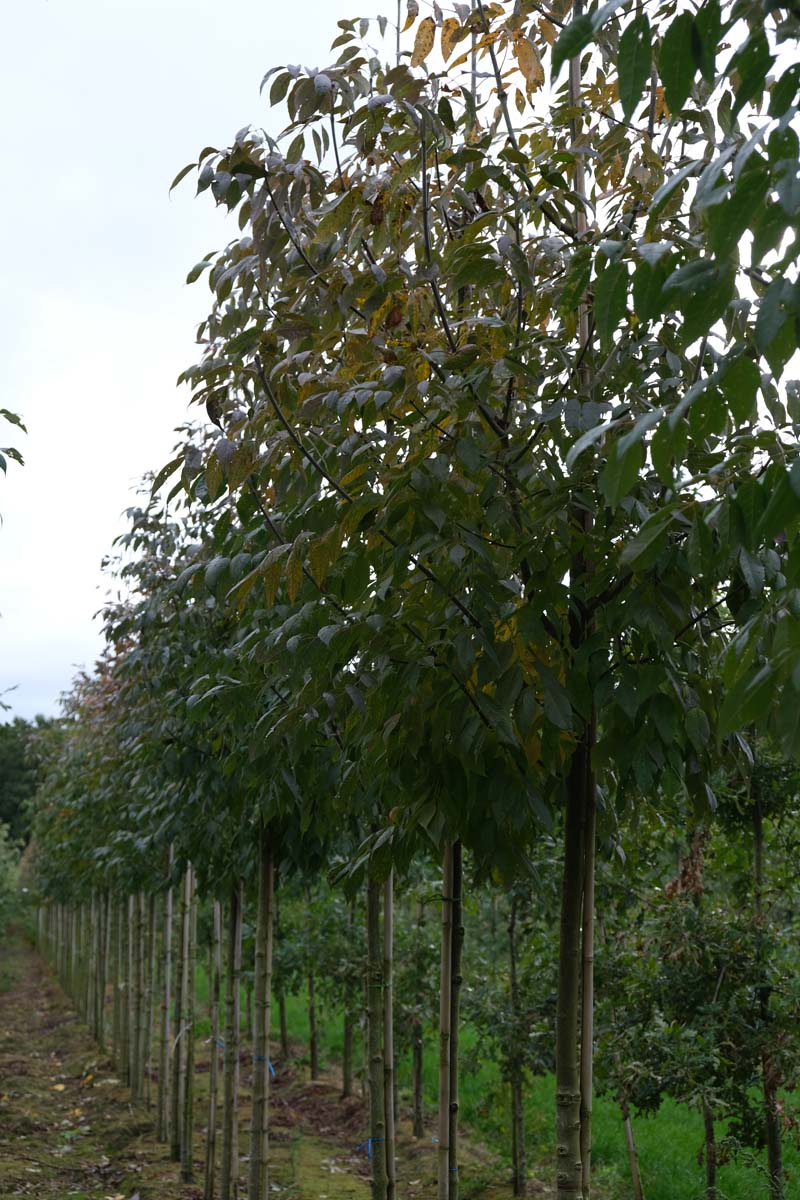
<box><xmin>252</xmin><ymin>981</ymin><xmax>800</xmax><ymax>1200</ymax></box>
<box><xmin>186</xmin><ymin>959</ymin><xmax>800</xmax><ymax>1198</ymax></box>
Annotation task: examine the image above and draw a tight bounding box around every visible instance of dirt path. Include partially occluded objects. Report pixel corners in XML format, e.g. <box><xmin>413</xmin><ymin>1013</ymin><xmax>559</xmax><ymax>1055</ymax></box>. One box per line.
<box><xmin>0</xmin><ymin>936</ymin><xmax>507</xmax><ymax>1199</ymax></box>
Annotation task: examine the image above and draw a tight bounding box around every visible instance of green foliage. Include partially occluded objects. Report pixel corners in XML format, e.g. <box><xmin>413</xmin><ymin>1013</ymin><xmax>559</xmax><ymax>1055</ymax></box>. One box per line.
<box><xmin>0</xmin><ymin>822</ymin><xmax>20</xmax><ymax>933</ymax></box>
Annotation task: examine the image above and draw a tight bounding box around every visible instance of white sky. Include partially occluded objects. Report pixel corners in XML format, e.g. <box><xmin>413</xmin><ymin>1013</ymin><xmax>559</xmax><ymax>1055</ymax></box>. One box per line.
<box><xmin>0</xmin><ymin>0</ymin><xmax>386</xmax><ymax>720</ymax></box>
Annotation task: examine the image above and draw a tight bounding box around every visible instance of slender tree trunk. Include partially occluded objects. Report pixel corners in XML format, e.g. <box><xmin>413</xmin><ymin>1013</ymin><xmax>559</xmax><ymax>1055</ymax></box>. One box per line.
<box><xmin>556</xmin><ymin>745</ymin><xmax>587</xmax><ymax>1200</ymax></box>
<box><xmin>438</xmin><ymin>844</ymin><xmax>454</xmax><ymax>1200</ymax></box>
<box><xmin>509</xmin><ymin>895</ymin><xmax>526</xmax><ymax>1197</ymax></box>
<box><xmin>205</xmin><ymin>900</ymin><xmax>223</xmax><ymax>1200</ymax></box>
<box><xmin>181</xmin><ymin>866</ymin><xmax>196</xmax><ymax>1182</ymax></box>
<box><xmin>703</xmin><ymin>1101</ymin><xmax>716</xmax><ymax>1200</ymax></box>
<box><xmin>412</xmin><ymin>896</ymin><xmax>426</xmax><ymax>1139</ymax></box>
<box><xmin>343</xmin><ymin>1008</ymin><xmax>354</xmax><ymax>1098</ymax></box>
<box><xmin>367</xmin><ymin>876</ymin><xmax>388</xmax><ymax>1200</ymax></box>
<box><xmin>278</xmin><ymin>990</ymin><xmax>289</xmax><ymax>1060</ymax></box>
<box><xmin>158</xmin><ymin>874</ymin><xmax>174</xmax><ymax>1144</ymax></box>
<box><xmin>221</xmin><ymin>881</ymin><xmax>243</xmax><ymax>1200</ymax></box>
<box><xmin>343</xmin><ymin>898</ymin><xmax>355</xmax><ymax>1099</ymax></box>
<box><xmin>753</xmin><ymin>795</ymin><xmax>784</xmax><ymax>1200</ymax></box>
<box><xmin>620</xmin><ymin>1095</ymin><xmax>645</xmax><ymax>1200</ymax></box>
<box><xmin>383</xmin><ymin>872</ymin><xmax>396</xmax><ymax>1200</ymax></box>
<box><xmin>556</xmin><ymin>6</ymin><xmax>592</xmax><ymax>1195</ymax></box>
<box><xmin>249</xmin><ymin>826</ymin><xmax>276</xmax><ymax>1200</ymax></box>
<box><xmin>145</xmin><ymin>892</ymin><xmax>157</xmax><ymax>1108</ymax></box>
<box><xmin>132</xmin><ymin>893</ymin><xmax>146</xmax><ymax>1102</ymax></box>
<box><xmin>580</xmin><ymin>777</ymin><xmax>596</xmax><ymax>1198</ymax></box>
<box><xmin>307</xmin><ymin>893</ymin><xmax>319</xmax><ymax>1082</ymax></box>
<box><xmin>449</xmin><ymin>841</ymin><xmax>464</xmax><ymax>1200</ymax></box>
<box><xmin>171</xmin><ymin>872</ymin><xmax>188</xmax><ymax>1162</ymax></box>
<box><xmin>127</xmin><ymin>895</ymin><xmax>136</xmax><ymax>1090</ymax></box>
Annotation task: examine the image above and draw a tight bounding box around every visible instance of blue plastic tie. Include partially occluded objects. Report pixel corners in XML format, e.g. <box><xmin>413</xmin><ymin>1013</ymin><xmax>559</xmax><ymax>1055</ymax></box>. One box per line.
<box><xmin>356</xmin><ymin>1137</ymin><xmax>384</xmax><ymax>1161</ymax></box>
<box><xmin>252</xmin><ymin>1054</ymin><xmax>277</xmax><ymax>1077</ymax></box>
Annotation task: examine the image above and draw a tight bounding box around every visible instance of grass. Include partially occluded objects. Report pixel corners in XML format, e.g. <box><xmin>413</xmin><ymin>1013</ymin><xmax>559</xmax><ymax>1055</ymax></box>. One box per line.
<box><xmin>259</xmin><ymin>979</ymin><xmax>800</xmax><ymax>1200</ymax></box>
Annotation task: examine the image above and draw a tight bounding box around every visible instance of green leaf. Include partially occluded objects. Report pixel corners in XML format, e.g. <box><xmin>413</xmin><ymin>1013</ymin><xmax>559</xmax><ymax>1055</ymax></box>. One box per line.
<box><xmin>731</xmin><ymin>29</ymin><xmax>773</xmax><ymax>119</ymax></box>
<box><xmin>719</xmin><ymin>665</ymin><xmax>775</xmax><ymax>736</ymax></box>
<box><xmin>150</xmin><ymin>453</ymin><xmax>183</xmax><ymax>497</ymax></box>
<box><xmin>551</xmin><ymin>14</ymin><xmax>593</xmax><ymax>77</ymax></box>
<box><xmin>618</xmin><ymin>16</ymin><xmax>651</xmax><ymax>121</ymax></box>
<box><xmin>720</xmin><ymin>355</ymin><xmax>759</xmax><ymax>425</ymax></box>
<box><xmin>685</xmin><ymin>706</ymin><xmax>710</xmax><ymax>752</ymax></box>
<box><xmin>599</xmin><ymin>439</ymin><xmax>645</xmax><ymax>508</ymax></box>
<box><xmin>693</xmin><ymin>0</ymin><xmax>721</xmax><ymax>84</ymax></box>
<box><xmin>620</xmin><ymin>508</ymin><xmax>674</xmax><ymax>566</ymax></box>
<box><xmin>169</xmin><ymin>162</ymin><xmax>196</xmax><ymax>193</ymax></box>
<box><xmin>739</xmin><ymin>547</ymin><xmax>765</xmax><ymax>595</ymax></box>
<box><xmin>649</xmin><ymin>160</ymin><xmax>701</xmax><ymax>218</ymax></box>
<box><xmin>632</xmin><ymin>259</ymin><xmax>668</xmax><ymax>323</ymax></box>
<box><xmin>659</xmin><ymin>13</ymin><xmax>696</xmax><ymax>114</ymax></box>
<box><xmin>594</xmin><ymin>261</ymin><xmax>628</xmax><ymax>348</ymax></box>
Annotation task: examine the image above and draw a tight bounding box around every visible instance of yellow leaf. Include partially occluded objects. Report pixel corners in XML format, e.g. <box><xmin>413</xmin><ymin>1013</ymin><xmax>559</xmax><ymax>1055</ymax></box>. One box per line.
<box><xmin>441</xmin><ymin>17</ymin><xmax>461</xmax><ymax>62</ymax></box>
<box><xmin>513</xmin><ymin>35</ymin><xmax>544</xmax><ymax>92</ymax></box>
<box><xmin>286</xmin><ymin>547</ymin><xmax>302</xmax><ymax>604</ymax></box>
<box><xmin>538</xmin><ymin>16</ymin><xmax>557</xmax><ymax>46</ymax></box>
<box><xmin>52</xmin><ymin>1084</ymin><xmax>66</xmax><ymax>1092</ymax></box>
<box><xmin>410</xmin><ymin>16</ymin><xmax>436</xmax><ymax>67</ymax></box>
<box><xmin>402</xmin><ymin>0</ymin><xmax>419</xmax><ymax>32</ymax></box>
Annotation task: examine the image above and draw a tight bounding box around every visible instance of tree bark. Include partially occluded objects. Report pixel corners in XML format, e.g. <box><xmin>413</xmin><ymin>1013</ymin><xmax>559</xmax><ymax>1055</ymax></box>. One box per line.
<box><xmin>181</xmin><ymin>866</ymin><xmax>196</xmax><ymax>1182</ymax></box>
<box><xmin>449</xmin><ymin>841</ymin><xmax>464</xmax><ymax>1200</ymax></box>
<box><xmin>367</xmin><ymin>876</ymin><xmax>388</xmax><ymax>1200</ymax></box>
<box><xmin>438</xmin><ymin>844</ymin><xmax>454</xmax><ymax>1200</ymax></box>
<box><xmin>383</xmin><ymin>872</ymin><xmax>396</xmax><ymax>1200</ymax></box>
<box><xmin>158</xmin><ymin>873</ymin><xmax>174</xmax><ymax>1144</ymax></box>
<box><xmin>278</xmin><ymin>989</ymin><xmax>289</xmax><ymax>1060</ymax></box>
<box><xmin>132</xmin><ymin>893</ymin><xmax>146</xmax><ymax>1103</ymax></box>
<box><xmin>249</xmin><ymin>826</ymin><xmax>275</xmax><ymax>1200</ymax></box>
<box><xmin>171</xmin><ymin>872</ymin><xmax>188</xmax><ymax>1162</ymax></box>
<box><xmin>753</xmin><ymin>793</ymin><xmax>784</xmax><ymax>1200</ymax></box>
<box><xmin>509</xmin><ymin>894</ymin><xmax>526</xmax><ymax>1197</ymax></box>
<box><xmin>145</xmin><ymin>892</ymin><xmax>157</xmax><ymax>1108</ymax></box>
<box><xmin>556</xmin><ymin>745</ymin><xmax>587</xmax><ymax>1200</ymax></box>
<box><xmin>621</xmin><ymin>1095</ymin><xmax>645</xmax><ymax>1200</ymax></box>
<box><xmin>221</xmin><ymin>881</ymin><xmax>243</xmax><ymax>1200</ymax></box>
<box><xmin>204</xmin><ymin>899</ymin><xmax>223</xmax><ymax>1200</ymax></box>
<box><xmin>580</xmin><ymin>777</ymin><xmax>596</xmax><ymax>1198</ymax></box>
<box><xmin>412</xmin><ymin>896</ymin><xmax>426</xmax><ymax>1139</ymax></box>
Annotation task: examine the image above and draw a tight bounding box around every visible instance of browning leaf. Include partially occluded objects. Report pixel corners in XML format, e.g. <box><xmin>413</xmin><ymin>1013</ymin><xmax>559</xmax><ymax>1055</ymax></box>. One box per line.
<box><xmin>402</xmin><ymin>0</ymin><xmax>419</xmax><ymax>32</ymax></box>
<box><xmin>441</xmin><ymin>17</ymin><xmax>461</xmax><ymax>62</ymax></box>
<box><xmin>411</xmin><ymin>17</ymin><xmax>436</xmax><ymax>67</ymax></box>
<box><xmin>513</xmin><ymin>35</ymin><xmax>545</xmax><ymax>92</ymax></box>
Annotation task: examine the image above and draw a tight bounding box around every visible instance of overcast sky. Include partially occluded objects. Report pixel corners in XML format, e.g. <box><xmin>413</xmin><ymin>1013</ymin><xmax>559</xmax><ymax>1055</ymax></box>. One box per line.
<box><xmin>0</xmin><ymin>0</ymin><xmax>387</xmax><ymax>721</ymax></box>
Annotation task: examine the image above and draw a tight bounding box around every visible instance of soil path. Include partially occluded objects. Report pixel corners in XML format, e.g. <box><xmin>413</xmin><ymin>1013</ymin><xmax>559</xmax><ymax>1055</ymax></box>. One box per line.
<box><xmin>0</xmin><ymin>936</ymin><xmax>506</xmax><ymax>1199</ymax></box>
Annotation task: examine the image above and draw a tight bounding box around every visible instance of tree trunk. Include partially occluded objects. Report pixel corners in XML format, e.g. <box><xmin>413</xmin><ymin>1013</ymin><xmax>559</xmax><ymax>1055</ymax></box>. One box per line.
<box><xmin>753</xmin><ymin>794</ymin><xmax>784</xmax><ymax>1200</ymax></box>
<box><xmin>621</xmin><ymin>1095</ymin><xmax>645</xmax><ymax>1200</ymax></box>
<box><xmin>343</xmin><ymin>898</ymin><xmax>355</xmax><ymax>1099</ymax></box>
<box><xmin>221</xmin><ymin>881</ymin><xmax>243</xmax><ymax>1200</ymax></box>
<box><xmin>580</xmin><ymin>779</ymin><xmax>596</xmax><ymax>1198</ymax></box>
<box><xmin>438</xmin><ymin>844</ymin><xmax>454</xmax><ymax>1200</ymax></box>
<box><xmin>308</xmin><ymin>962</ymin><xmax>319</xmax><ymax>1078</ymax></box>
<box><xmin>126</xmin><ymin>895</ymin><xmax>135</xmax><ymax>1089</ymax></box>
<box><xmin>509</xmin><ymin>894</ymin><xmax>526</xmax><ymax>1197</ymax></box>
<box><xmin>181</xmin><ymin>866</ymin><xmax>196</xmax><ymax>1182</ymax></box>
<box><xmin>158</xmin><ymin>875</ymin><xmax>174</xmax><ymax>1144</ymax></box>
<box><xmin>132</xmin><ymin>893</ymin><xmax>146</xmax><ymax>1102</ymax></box>
<box><xmin>703</xmin><ymin>1100</ymin><xmax>716</xmax><ymax>1200</ymax></box>
<box><xmin>412</xmin><ymin>896</ymin><xmax>426</xmax><ymax>1139</ymax></box>
<box><xmin>556</xmin><ymin>8</ymin><xmax>592</xmax><ymax>1195</ymax></box>
<box><xmin>204</xmin><ymin>900</ymin><xmax>223</xmax><ymax>1200</ymax></box>
<box><xmin>449</xmin><ymin>841</ymin><xmax>464</xmax><ymax>1200</ymax></box>
<box><xmin>171</xmin><ymin>872</ymin><xmax>188</xmax><ymax>1162</ymax></box>
<box><xmin>145</xmin><ymin>892</ymin><xmax>157</xmax><ymax>1108</ymax></box>
<box><xmin>556</xmin><ymin>744</ymin><xmax>587</xmax><ymax>1200</ymax></box>
<box><xmin>249</xmin><ymin>827</ymin><xmax>275</xmax><ymax>1200</ymax></box>
<box><xmin>383</xmin><ymin>872</ymin><xmax>396</xmax><ymax>1200</ymax></box>
<box><xmin>278</xmin><ymin>990</ymin><xmax>289</xmax><ymax>1060</ymax></box>
<box><xmin>367</xmin><ymin>875</ymin><xmax>388</xmax><ymax>1200</ymax></box>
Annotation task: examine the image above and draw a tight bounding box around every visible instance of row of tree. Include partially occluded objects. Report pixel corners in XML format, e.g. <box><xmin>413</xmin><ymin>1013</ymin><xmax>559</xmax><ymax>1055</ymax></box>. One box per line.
<box><xmin>12</xmin><ymin>1</ymin><xmax>800</xmax><ymax>1199</ymax></box>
